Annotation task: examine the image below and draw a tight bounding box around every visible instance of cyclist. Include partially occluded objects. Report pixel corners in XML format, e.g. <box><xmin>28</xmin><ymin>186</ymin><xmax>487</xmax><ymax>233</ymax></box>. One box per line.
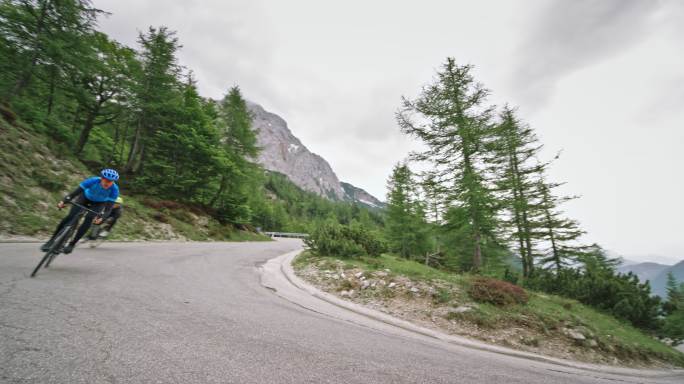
<box><xmin>41</xmin><ymin>169</ymin><xmax>120</xmax><ymax>254</ymax></box>
<box><xmin>88</xmin><ymin>196</ymin><xmax>123</xmax><ymax>240</ymax></box>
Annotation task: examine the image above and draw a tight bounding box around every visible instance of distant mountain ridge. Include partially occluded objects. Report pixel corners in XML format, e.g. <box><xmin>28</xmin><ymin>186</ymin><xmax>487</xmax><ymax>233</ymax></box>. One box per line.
<box><xmin>247</xmin><ymin>101</ymin><xmax>383</xmax><ymax>207</ymax></box>
<box><xmin>617</xmin><ymin>262</ymin><xmax>670</xmax><ymax>284</ymax></box>
<box><xmin>618</xmin><ymin>260</ymin><xmax>684</xmax><ymax>297</ymax></box>
<box><xmin>341</xmin><ymin>182</ymin><xmax>385</xmax><ymax>209</ymax></box>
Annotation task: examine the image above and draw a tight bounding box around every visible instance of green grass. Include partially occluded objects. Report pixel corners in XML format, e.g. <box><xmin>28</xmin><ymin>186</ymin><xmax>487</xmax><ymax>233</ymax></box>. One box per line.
<box><xmin>296</xmin><ymin>251</ymin><xmax>684</xmax><ymax>366</ymax></box>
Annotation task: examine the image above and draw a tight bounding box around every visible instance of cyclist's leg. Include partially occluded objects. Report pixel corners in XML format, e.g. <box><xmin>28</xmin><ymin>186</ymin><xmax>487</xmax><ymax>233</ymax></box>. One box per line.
<box><xmin>42</xmin><ymin>196</ymin><xmax>86</xmax><ymax>250</ymax></box>
<box><xmin>69</xmin><ymin>202</ymin><xmax>104</xmax><ymax>246</ymax></box>
<box><xmin>103</xmin><ymin>207</ymin><xmax>121</xmax><ymax>232</ymax></box>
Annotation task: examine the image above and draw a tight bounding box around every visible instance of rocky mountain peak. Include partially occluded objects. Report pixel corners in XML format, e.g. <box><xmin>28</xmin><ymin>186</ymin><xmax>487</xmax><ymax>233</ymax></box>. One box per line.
<box><xmin>247</xmin><ymin>101</ymin><xmax>346</xmax><ymax>200</ymax></box>
<box><xmin>246</xmin><ymin>101</ymin><xmax>384</xmax><ymax>208</ymax></box>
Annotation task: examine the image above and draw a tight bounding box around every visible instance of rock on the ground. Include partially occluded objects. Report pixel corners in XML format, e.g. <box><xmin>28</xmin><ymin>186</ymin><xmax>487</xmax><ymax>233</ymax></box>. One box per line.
<box><xmin>388</xmin><ymin>282</ymin><xmax>397</xmax><ymax>288</ymax></box>
<box><xmin>564</xmin><ymin>328</ymin><xmax>586</xmax><ymax>341</ymax></box>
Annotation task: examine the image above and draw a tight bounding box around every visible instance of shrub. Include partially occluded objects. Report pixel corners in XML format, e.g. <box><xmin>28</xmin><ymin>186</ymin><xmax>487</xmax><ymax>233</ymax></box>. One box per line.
<box><xmin>468</xmin><ymin>277</ymin><xmax>528</xmax><ymax>306</ymax></box>
<box><xmin>304</xmin><ymin>221</ymin><xmax>387</xmax><ymax>258</ymax></box>
<box><xmin>525</xmin><ymin>268</ymin><xmax>661</xmax><ymax>331</ymax></box>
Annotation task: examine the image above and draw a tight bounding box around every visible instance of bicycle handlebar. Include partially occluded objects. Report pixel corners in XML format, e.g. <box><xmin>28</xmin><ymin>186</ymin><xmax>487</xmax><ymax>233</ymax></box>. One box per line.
<box><xmin>66</xmin><ymin>200</ymin><xmax>105</xmax><ymax>216</ymax></box>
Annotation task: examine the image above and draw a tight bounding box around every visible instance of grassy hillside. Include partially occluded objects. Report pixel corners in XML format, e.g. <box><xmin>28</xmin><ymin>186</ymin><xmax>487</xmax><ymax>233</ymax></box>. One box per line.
<box><xmin>0</xmin><ymin>118</ymin><xmax>268</xmax><ymax>242</ymax></box>
<box><xmin>294</xmin><ymin>252</ymin><xmax>684</xmax><ymax>367</ymax></box>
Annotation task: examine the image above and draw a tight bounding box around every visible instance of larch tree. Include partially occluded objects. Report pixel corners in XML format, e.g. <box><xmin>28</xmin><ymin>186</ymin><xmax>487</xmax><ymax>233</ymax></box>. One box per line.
<box><xmin>385</xmin><ymin>162</ymin><xmax>430</xmax><ymax>259</ymax></box>
<box><xmin>124</xmin><ymin>26</ymin><xmax>181</xmax><ymax>174</ymax></box>
<box><xmin>397</xmin><ymin>58</ymin><xmax>498</xmax><ymax>270</ymax></box>
<box><xmin>536</xmin><ymin>175</ymin><xmax>588</xmax><ymax>272</ymax></box>
<box><xmin>73</xmin><ymin>32</ymin><xmax>138</xmax><ymax>154</ymax></box>
<box><xmin>489</xmin><ymin>106</ymin><xmax>547</xmax><ymax>277</ymax></box>
<box><xmin>0</xmin><ymin>0</ymin><xmax>101</xmax><ymax>101</ymax></box>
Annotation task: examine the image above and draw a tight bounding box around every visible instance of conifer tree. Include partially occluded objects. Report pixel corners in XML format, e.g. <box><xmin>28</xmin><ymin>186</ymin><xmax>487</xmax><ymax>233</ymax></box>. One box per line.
<box><xmin>125</xmin><ymin>26</ymin><xmax>181</xmax><ymax>174</ymax></box>
<box><xmin>385</xmin><ymin>163</ymin><xmax>430</xmax><ymax>259</ymax></box>
<box><xmin>537</xmin><ymin>175</ymin><xmax>588</xmax><ymax>272</ymax></box>
<box><xmin>212</xmin><ymin>86</ymin><xmax>261</xmax><ymax>224</ymax></box>
<box><xmin>73</xmin><ymin>32</ymin><xmax>138</xmax><ymax>154</ymax></box>
<box><xmin>0</xmin><ymin>0</ymin><xmax>102</xmax><ymax>101</ymax></box>
<box><xmin>490</xmin><ymin>106</ymin><xmax>547</xmax><ymax>277</ymax></box>
<box><xmin>397</xmin><ymin>58</ymin><xmax>498</xmax><ymax>270</ymax></box>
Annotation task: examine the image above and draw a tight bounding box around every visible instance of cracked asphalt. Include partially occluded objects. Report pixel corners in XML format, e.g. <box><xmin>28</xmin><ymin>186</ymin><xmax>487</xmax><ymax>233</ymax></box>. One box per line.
<box><xmin>1</xmin><ymin>240</ymin><xmax>682</xmax><ymax>384</ymax></box>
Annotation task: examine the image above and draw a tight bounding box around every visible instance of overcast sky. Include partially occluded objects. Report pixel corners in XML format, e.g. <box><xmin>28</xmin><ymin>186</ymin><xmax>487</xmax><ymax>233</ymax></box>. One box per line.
<box><xmin>94</xmin><ymin>0</ymin><xmax>684</xmax><ymax>263</ymax></box>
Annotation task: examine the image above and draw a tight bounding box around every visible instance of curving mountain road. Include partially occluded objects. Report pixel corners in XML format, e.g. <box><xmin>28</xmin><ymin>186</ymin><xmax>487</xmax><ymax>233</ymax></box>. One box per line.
<box><xmin>1</xmin><ymin>240</ymin><xmax>682</xmax><ymax>383</ymax></box>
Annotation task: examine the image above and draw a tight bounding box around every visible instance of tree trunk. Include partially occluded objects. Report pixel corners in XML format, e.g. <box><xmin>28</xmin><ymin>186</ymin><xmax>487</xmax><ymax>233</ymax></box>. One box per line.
<box><xmin>46</xmin><ymin>66</ymin><xmax>57</xmax><ymax>115</ymax></box>
<box><xmin>473</xmin><ymin>232</ymin><xmax>482</xmax><ymax>271</ymax></box>
<box><xmin>125</xmin><ymin>123</ymin><xmax>142</xmax><ymax>173</ymax></box>
<box><xmin>7</xmin><ymin>1</ymin><xmax>50</xmax><ymax>101</ymax></box>
<box><xmin>210</xmin><ymin>174</ymin><xmax>227</xmax><ymax>207</ymax></box>
<box><xmin>75</xmin><ymin>105</ymin><xmax>100</xmax><ymax>155</ymax></box>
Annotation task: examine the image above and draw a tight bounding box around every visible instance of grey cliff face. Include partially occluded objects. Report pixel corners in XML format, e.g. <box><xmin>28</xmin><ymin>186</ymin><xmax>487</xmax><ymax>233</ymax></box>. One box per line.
<box><xmin>247</xmin><ymin>101</ymin><xmax>346</xmax><ymax>200</ymax></box>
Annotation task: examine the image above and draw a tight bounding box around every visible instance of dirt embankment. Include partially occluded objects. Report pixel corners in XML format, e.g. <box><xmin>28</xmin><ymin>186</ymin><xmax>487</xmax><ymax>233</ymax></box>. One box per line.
<box><xmin>294</xmin><ymin>254</ymin><xmax>684</xmax><ymax>368</ymax></box>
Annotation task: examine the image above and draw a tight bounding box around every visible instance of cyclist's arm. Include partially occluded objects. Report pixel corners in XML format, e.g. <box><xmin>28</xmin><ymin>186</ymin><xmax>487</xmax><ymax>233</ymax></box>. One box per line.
<box><xmin>63</xmin><ymin>186</ymin><xmax>84</xmax><ymax>202</ymax></box>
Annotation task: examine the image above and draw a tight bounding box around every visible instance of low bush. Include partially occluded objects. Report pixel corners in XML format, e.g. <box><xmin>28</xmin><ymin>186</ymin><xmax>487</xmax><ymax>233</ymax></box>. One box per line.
<box><xmin>468</xmin><ymin>277</ymin><xmax>528</xmax><ymax>306</ymax></box>
<box><xmin>525</xmin><ymin>268</ymin><xmax>661</xmax><ymax>331</ymax></box>
<box><xmin>304</xmin><ymin>221</ymin><xmax>387</xmax><ymax>258</ymax></box>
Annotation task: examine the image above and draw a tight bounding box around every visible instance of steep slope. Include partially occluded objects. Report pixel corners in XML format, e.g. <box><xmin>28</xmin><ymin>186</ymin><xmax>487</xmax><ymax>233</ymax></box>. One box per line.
<box><xmin>0</xmin><ymin>119</ymin><xmax>266</xmax><ymax>241</ymax></box>
<box><xmin>248</xmin><ymin>101</ymin><xmax>346</xmax><ymax>200</ymax></box>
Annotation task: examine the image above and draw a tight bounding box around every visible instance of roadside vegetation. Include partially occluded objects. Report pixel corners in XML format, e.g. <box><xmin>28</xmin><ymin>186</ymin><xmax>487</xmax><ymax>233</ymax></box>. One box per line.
<box><xmin>294</xmin><ymin>251</ymin><xmax>684</xmax><ymax>367</ymax></box>
<box><xmin>300</xmin><ymin>56</ymin><xmax>684</xmax><ymax>365</ymax></box>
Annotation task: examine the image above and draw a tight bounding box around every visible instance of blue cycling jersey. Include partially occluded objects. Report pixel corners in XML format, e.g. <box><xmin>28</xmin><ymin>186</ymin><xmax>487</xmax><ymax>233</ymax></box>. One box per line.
<box><xmin>79</xmin><ymin>177</ymin><xmax>119</xmax><ymax>203</ymax></box>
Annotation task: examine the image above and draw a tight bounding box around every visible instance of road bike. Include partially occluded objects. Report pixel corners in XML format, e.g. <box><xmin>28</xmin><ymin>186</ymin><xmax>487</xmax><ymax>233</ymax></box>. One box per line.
<box><xmin>30</xmin><ymin>201</ymin><xmax>102</xmax><ymax>277</ymax></box>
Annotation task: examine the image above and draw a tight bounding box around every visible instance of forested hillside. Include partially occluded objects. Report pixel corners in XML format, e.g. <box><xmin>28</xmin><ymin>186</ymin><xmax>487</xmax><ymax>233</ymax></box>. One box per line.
<box><xmin>0</xmin><ymin>0</ymin><xmax>381</xmax><ymax>238</ymax></box>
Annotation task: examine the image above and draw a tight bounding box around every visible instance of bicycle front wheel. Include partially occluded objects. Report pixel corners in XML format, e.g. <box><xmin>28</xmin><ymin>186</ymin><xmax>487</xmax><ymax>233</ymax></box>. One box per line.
<box><xmin>44</xmin><ymin>226</ymin><xmax>74</xmax><ymax>268</ymax></box>
<box><xmin>30</xmin><ymin>251</ymin><xmax>54</xmax><ymax>277</ymax></box>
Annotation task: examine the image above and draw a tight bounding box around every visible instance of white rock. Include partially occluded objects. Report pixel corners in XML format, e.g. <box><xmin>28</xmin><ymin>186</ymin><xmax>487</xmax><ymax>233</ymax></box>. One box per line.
<box><xmin>587</xmin><ymin>339</ymin><xmax>598</xmax><ymax>348</ymax></box>
<box><xmin>361</xmin><ymin>281</ymin><xmax>371</xmax><ymax>289</ymax></box>
<box><xmin>340</xmin><ymin>273</ymin><xmax>346</xmax><ymax>279</ymax></box>
<box><xmin>331</xmin><ymin>274</ymin><xmax>340</xmax><ymax>280</ymax></box>
<box><xmin>354</xmin><ymin>272</ymin><xmax>363</xmax><ymax>278</ymax></box>
<box><xmin>410</xmin><ymin>287</ymin><xmax>419</xmax><ymax>293</ymax></box>
<box><xmin>388</xmin><ymin>282</ymin><xmax>397</xmax><ymax>288</ymax></box>
<box><xmin>340</xmin><ymin>290</ymin><xmax>350</xmax><ymax>297</ymax></box>
<box><xmin>452</xmin><ymin>306</ymin><xmax>472</xmax><ymax>313</ymax></box>
<box><xmin>565</xmin><ymin>329</ymin><xmax>586</xmax><ymax>341</ymax></box>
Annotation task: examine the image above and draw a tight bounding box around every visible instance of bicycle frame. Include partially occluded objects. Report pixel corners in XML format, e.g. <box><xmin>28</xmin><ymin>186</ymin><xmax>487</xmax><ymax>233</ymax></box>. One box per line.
<box><xmin>31</xmin><ymin>200</ymin><xmax>105</xmax><ymax>276</ymax></box>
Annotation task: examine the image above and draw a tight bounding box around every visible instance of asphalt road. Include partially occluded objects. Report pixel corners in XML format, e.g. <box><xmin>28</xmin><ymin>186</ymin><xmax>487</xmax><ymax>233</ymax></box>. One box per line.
<box><xmin>1</xmin><ymin>240</ymin><xmax>682</xmax><ymax>384</ymax></box>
